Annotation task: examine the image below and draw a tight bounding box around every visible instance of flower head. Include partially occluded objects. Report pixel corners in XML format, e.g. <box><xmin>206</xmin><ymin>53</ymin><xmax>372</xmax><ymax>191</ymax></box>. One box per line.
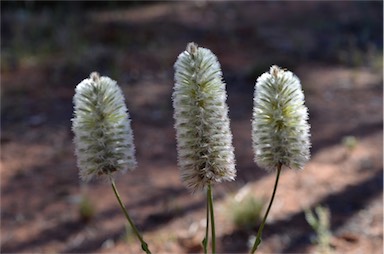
<box><xmin>72</xmin><ymin>72</ymin><xmax>137</xmax><ymax>181</ymax></box>
<box><xmin>252</xmin><ymin>65</ymin><xmax>311</xmax><ymax>170</ymax></box>
<box><xmin>173</xmin><ymin>42</ymin><xmax>236</xmax><ymax>192</ymax></box>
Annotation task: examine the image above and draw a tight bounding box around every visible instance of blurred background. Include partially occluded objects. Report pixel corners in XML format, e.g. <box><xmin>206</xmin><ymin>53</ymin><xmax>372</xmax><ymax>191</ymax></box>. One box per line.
<box><xmin>1</xmin><ymin>1</ymin><xmax>383</xmax><ymax>253</ymax></box>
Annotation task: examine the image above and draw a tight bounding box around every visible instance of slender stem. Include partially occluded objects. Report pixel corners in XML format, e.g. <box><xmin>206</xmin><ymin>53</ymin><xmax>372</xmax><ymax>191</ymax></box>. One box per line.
<box><xmin>208</xmin><ymin>183</ymin><xmax>216</xmax><ymax>253</ymax></box>
<box><xmin>203</xmin><ymin>188</ymin><xmax>210</xmax><ymax>254</ymax></box>
<box><xmin>250</xmin><ymin>163</ymin><xmax>282</xmax><ymax>254</ymax></box>
<box><xmin>110</xmin><ymin>177</ymin><xmax>151</xmax><ymax>254</ymax></box>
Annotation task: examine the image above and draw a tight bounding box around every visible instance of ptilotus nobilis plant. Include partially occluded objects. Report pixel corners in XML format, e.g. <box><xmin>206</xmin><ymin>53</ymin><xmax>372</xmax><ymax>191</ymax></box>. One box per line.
<box><xmin>173</xmin><ymin>42</ymin><xmax>236</xmax><ymax>253</ymax></box>
<box><xmin>72</xmin><ymin>72</ymin><xmax>151</xmax><ymax>254</ymax></box>
<box><xmin>250</xmin><ymin>65</ymin><xmax>311</xmax><ymax>253</ymax></box>
<box><xmin>72</xmin><ymin>72</ymin><xmax>137</xmax><ymax>182</ymax></box>
<box><xmin>173</xmin><ymin>42</ymin><xmax>236</xmax><ymax>193</ymax></box>
<box><xmin>252</xmin><ymin>65</ymin><xmax>311</xmax><ymax>171</ymax></box>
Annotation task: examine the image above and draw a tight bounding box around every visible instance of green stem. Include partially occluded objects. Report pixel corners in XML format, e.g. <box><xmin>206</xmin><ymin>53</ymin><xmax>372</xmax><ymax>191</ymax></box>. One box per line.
<box><xmin>250</xmin><ymin>163</ymin><xmax>282</xmax><ymax>254</ymax></box>
<box><xmin>203</xmin><ymin>189</ymin><xmax>209</xmax><ymax>254</ymax></box>
<box><xmin>208</xmin><ymin>183</ymin><xmax>216</xmax><ymax>253</ymax></box>
<box><xmin>110</xmin><ymin>177</ymin><xmax>151</xmax><ymax>254</ymax></box>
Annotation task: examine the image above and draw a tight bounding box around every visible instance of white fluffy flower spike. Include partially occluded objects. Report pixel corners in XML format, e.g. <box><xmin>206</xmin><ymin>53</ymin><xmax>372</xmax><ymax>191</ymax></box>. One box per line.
<box><xmin>72</xmin><ymin>72</ymin><xmax>137</xmax><ymax>181</ymax></box>
<box><xmin>173</xmin><ymin>42</ymin><xmax>236</xmax><ymax>192</ymax></box>
<box><xmin>252</xmin><ymin>65</ymin><xmax>311</xmax><ymax>171</ymax></box>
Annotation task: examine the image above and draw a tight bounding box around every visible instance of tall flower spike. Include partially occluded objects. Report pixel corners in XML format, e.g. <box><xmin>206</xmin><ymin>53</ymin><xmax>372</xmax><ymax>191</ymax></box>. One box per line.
<box><xmin>173</xmin><ymin>42</ymin><xmax>236</xmax><ymax>192</ymax></box>
<box><xmin>252</xmin><ymin>65</ymin><xmax>311</xmax><ymax>170</ymax></box>
<box><xmin>72</xmin><ymin>72</ymin><xmax>137</xmax><ymax>181</ymax></box>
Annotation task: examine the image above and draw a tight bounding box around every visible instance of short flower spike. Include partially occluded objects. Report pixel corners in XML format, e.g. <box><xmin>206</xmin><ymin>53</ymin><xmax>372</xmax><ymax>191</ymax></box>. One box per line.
<box><xmin>72</xmin><ymin>72</ymin><xmax>137</xmax><ymax>181</ymax></box>
<box><xmin>252</xmin><ymin>65</ymin><xmax>311</xmax><ymax>171</ymax></box>
<box><xmin>173</xmin><ymin>42</ymin><xmax>236</xmax><ymax>192</ymax></box>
